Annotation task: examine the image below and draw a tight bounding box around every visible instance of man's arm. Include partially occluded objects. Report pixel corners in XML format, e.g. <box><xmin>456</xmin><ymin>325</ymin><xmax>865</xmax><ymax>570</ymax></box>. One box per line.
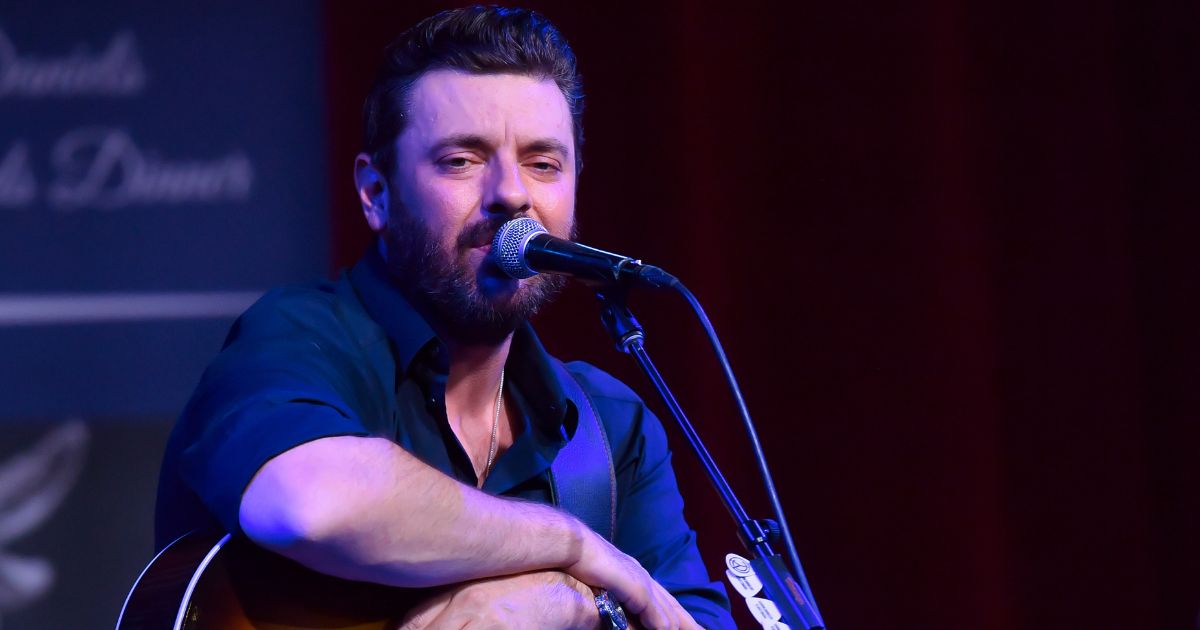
<box><xmin>240</xmin><ymin>435</ymin><xmax>698</xmax><ymax>630</ymax></box>
<box><xmin>239</xmin><ymin>435</ymin><xmax>579</xmax><ymax>585</ymax></box>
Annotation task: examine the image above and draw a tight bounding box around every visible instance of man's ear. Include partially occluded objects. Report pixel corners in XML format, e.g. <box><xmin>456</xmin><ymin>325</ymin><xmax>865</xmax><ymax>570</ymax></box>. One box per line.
<box><xmin>354</xmin><ymin>153</ymin><xmax>390</xmax><ymax>232</ymax></box>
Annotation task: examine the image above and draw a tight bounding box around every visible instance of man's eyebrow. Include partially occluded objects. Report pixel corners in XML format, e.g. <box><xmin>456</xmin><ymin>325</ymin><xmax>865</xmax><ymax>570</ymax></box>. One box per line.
<box><xmin>429</xmin><ymin>134</ymin><xmax>493</xmax><ymax>155</ymax></box>
<box><xmin>427</xmin><ymin>134</ymin><xmax>571</xmax><ymax>159</ymax></box>
<box><xmin>523</xmin><ymin>138</ymin><xmax>571</xmax><ymax>159</ymax></box>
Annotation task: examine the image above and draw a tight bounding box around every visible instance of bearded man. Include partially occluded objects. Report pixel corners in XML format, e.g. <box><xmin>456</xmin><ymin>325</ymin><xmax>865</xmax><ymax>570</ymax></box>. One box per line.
<box><xmin>155</xmin><ymin>7</ymin><xmax>734</xmax><ymax>629</ymax></box>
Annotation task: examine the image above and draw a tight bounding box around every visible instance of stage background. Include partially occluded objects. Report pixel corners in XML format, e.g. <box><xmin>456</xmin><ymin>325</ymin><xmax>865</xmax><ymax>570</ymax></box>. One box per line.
<box><xmin>0</xmin><ymin>2</ymin><xmax>327</xmax><ymax>628</ymax></box>
<box><xmin>2</xmin><ymin>1</ymin><xmax>1197</xmax><ymax>628</ymax></box>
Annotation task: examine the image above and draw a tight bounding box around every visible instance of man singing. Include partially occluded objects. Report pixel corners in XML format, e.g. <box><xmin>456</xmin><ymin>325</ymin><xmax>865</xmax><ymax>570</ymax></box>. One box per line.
<box><xmin>155</xmin><ymin>6</ymin><xmax>734</xmax><ymax>629</ymax></box>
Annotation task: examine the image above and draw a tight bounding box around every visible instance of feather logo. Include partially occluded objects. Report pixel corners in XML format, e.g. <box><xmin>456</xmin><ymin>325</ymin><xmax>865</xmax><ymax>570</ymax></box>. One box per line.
<box><xmin>0</xmin><ymin>421</ymin><xmax>89</xmax><ymax>614</ymax></box>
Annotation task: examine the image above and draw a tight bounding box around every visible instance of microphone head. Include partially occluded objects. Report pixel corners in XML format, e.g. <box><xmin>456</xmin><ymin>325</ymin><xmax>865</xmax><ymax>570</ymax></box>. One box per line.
<box><xmin>491</xmin><ymin>217</ymin><xmax>547</xmax><ymax>279</ymax></box>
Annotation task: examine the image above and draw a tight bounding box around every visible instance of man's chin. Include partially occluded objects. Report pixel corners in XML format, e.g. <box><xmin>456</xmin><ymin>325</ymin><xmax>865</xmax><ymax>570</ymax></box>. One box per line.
<box><xmin>474</xmin><ymin>274</ymin><xmax>559</xmax><ymax>323</ymax></box>
<box><xmin>443</xmin><ymin>273</ymin><xmax>565</xmax><ymax>343</ymax></box>
<box><xmin>476</xmin><ymin>266</ymin><xmax>523</xmax><ymax>300</ymax></box>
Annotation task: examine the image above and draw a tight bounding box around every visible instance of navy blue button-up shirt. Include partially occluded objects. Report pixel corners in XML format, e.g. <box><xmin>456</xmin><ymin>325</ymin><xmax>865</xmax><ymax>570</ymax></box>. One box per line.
<box><xmin>156</xmin><ymin>244</ymin><xmax>734</xmax><ymax>628</ymax></box>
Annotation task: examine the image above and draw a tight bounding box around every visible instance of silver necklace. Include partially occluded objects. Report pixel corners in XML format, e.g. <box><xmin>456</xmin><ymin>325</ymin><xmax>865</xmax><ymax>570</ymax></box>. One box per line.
<box><xmin>481</xmin><ymin>367</ymin><xmax>505</xmax><ymax>486</ymax></box>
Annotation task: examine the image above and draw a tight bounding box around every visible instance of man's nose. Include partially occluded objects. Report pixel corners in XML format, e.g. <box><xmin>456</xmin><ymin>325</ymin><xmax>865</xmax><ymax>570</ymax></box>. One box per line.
<box><xmin>484</xmin><ymin>158</ymin><xmax>530</xmax><ymax>216</ymax></box>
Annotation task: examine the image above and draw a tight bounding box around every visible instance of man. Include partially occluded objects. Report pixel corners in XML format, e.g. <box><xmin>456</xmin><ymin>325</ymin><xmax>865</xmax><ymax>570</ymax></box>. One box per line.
<box><xmin>156</xmin><ymin>6</ymin><xmax>734</xmax><ymax>629</ymax></box>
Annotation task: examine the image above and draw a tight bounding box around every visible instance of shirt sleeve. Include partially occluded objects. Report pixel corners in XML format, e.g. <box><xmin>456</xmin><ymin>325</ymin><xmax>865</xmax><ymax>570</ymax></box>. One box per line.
<box><xmin>567</xmin><ymin>363</ymin><xmax>737</xmax><ymax>630</ymax></box>
<box><xmin>173</xmin><ymin>288</ymin><xmax>381</xmax><ymax>536</ymax></box>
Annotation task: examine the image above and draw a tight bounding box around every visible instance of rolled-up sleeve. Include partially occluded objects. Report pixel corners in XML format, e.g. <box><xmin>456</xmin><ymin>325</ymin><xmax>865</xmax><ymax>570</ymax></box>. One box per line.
<box><xmin>172</xmin><ymin>288</ymin><xmax>379</xmax><ymax>536</ymax></box>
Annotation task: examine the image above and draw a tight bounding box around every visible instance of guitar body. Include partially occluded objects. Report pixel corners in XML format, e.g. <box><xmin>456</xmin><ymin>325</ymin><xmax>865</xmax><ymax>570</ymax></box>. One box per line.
<box><xmin>117</xmin><ymin>531</ymin><xmax>424</xmax><ymax>629</ymax></box>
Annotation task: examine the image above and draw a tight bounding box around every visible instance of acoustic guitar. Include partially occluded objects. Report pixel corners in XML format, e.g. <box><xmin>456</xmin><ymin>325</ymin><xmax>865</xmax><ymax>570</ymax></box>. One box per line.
<box><xmin>116</xmin><ymin>530</ymin><xmax>432</xmax><ymax>629</ymax></box>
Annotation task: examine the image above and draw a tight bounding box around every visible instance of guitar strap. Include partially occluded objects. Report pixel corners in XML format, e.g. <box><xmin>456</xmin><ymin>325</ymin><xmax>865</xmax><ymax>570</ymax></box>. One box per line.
<box><xmin>548</xmin><ymin>360</ymin><xmax>617</xmax><ymax>542</ymax></box>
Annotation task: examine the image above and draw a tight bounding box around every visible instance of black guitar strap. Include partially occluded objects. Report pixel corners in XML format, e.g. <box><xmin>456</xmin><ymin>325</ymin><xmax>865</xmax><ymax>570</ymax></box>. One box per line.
<box><xmin>548</xmin><ymin>360</ymin><xmax>617</xmax><ymax>542</ymax></box>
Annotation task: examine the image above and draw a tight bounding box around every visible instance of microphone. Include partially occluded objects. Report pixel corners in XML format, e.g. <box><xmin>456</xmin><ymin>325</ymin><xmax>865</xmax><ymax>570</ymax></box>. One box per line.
<box><xmin>491</xmin><ymin>217</ymin><xmax>677</xmax><ymax>289</ymax></box>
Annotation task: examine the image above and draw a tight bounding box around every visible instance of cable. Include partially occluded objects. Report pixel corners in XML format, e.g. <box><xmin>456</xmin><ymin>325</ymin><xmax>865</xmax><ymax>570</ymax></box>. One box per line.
<box><xmin>670</xmin><ymin>278</ymin><xmax>822</xmax><ymax>618</ymax></box>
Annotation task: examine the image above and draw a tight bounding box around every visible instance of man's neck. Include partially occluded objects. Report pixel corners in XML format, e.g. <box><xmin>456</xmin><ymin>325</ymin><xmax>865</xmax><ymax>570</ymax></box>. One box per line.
<box><xmin>443</xmin><ymin>334</ymin><xmax>513</xmax><ymax>421</ymax></box>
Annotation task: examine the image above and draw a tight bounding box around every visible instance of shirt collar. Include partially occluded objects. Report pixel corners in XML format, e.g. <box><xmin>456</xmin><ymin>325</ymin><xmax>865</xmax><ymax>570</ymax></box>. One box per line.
<box><xmin>347</xmin><ymin>241</ymin><xmax>578</xmax><ymax>441</ymax></box>
<box><xmin>347</xmin><ymin>241</ymin><xmax>437</xmax><ymax>376</ymax></box>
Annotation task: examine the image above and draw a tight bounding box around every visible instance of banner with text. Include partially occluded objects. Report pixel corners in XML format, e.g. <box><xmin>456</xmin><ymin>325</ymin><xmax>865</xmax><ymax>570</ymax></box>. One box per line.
<box><xmin>0</xmin><ymin>2</ymin><xmax>326</xmax><ymax>627</ymax></box>
<box><xmin>0</xmin><ymin>2</ymin><xmax>327</xmax><ymax>417</ymax></box>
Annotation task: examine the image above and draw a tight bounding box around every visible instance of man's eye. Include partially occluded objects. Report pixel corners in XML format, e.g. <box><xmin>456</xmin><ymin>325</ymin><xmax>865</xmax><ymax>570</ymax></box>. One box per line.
<box><xmin>441</xmin><ymin>157</ymin><xmax>471</xmax><ymax>169</ymax></box>
<box><xmin>529</xmin><ymin>161</ymin><xmax>559</xmax><ymax>172</ymax></box>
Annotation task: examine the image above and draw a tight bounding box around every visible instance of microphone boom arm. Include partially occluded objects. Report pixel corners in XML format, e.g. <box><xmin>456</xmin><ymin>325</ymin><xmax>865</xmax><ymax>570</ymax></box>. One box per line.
<box><xmin>594</xmin><ymin>282</ymin><xmax>826</xmax><ymax>630</ymax></box>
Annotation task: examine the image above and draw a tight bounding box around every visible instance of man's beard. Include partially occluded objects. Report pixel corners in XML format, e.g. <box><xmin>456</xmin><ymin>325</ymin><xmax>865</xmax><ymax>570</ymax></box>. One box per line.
<box><xmin>382</xmin><ymin>209</ymin><xmax>568</xmax><ymax>345</ymax></box>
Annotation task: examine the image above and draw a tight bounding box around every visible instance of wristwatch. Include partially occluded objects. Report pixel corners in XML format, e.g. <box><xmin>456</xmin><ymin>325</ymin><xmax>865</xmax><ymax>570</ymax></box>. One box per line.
<box><xmin>594</xmin><ymin>589</ymin><xmax>629</xmax><ymax>630</ymax></box>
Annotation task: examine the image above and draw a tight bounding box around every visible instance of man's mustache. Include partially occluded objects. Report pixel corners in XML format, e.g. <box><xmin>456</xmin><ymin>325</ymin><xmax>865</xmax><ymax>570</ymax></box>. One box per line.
<box><xmin>456</xmin><ymin>215</ymin><xmax>517</xmax><ymax>250</ymax></box>
<box><xmin>456</xmin><ymin>214</ymin><xmax>580</xmax><ymax>252</ymax></box>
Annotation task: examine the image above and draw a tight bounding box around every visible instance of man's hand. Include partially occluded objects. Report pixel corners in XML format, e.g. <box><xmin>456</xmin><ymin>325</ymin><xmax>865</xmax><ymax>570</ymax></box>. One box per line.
<box><xmin>564</xmin><ymin>527</ymin><xmax>702</xmax><ymax>630</ymax></box>
<box><xmin>398</xmin><ymin>570</ymin><xmax>597</xmax><ymax>629</ymax></box>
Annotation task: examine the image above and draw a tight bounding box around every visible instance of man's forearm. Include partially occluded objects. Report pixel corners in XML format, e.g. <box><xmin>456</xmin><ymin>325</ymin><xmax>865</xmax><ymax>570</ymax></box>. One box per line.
<box><xmin>238</xmin><ymin>435</ymin><xmax>585</xmax><ymax>587</ymax></box>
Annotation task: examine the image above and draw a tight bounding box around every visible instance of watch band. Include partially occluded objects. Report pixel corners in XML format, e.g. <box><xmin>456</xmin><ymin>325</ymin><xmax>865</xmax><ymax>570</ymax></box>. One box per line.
<box><xmin>594</xmin><ymin>589</ymin><xmax>630</xmax><ymax>630</ymax></box>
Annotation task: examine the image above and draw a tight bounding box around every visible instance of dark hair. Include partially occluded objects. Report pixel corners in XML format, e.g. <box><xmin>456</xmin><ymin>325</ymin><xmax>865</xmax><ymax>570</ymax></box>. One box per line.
<box><xmin>363</xmin><ymin>6</ymin><xmax>585</xmax><ymax>175</ymax></box>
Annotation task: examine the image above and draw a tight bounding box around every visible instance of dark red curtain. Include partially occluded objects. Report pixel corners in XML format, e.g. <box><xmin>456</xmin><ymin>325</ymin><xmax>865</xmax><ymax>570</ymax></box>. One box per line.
<box><xmin>324</xmin><ymin>2</ymin><xmax>1200</xmax><ymax>628</ymax></box>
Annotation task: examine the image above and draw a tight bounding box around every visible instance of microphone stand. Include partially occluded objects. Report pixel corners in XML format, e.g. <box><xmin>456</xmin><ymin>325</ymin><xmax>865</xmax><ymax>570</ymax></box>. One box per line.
<box><xmin>594</xmin><ymin>283</ymin><xmax>825</xmax><ymax>630</ymax></box>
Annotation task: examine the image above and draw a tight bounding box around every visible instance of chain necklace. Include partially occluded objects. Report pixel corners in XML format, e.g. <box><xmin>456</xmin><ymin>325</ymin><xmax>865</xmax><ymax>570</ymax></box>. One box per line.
<box><xmin>480</xmin><ymin>367</ymin><xmax>505</xmax><ymax>487</ymax></box>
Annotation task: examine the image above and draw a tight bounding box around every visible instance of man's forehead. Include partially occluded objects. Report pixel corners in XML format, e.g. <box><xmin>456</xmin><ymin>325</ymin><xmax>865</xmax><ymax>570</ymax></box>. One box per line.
<box><xmin>402</xmin><ymin>69</ymin><xmax>573</xmax><ymax>149</ymax></box>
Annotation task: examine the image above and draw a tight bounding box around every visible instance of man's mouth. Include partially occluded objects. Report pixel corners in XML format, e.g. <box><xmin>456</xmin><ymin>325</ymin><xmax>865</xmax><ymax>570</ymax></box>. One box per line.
<box><xmin>459</xmin><ymin>218</ymin><xmax>509</xmax><ymax>254</ymax></box>
<box><xmin>466</xmin><ymin>232</ymin><xmax>494</xmax><ymax>249</ymax></box>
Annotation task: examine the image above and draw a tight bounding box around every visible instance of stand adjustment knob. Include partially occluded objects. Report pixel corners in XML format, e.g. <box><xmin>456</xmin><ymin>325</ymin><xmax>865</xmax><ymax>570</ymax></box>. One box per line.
<box><xmin>756</xmin><ymin>518</ymin><xmax>783</xmax><ymax>545</ymax></box>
